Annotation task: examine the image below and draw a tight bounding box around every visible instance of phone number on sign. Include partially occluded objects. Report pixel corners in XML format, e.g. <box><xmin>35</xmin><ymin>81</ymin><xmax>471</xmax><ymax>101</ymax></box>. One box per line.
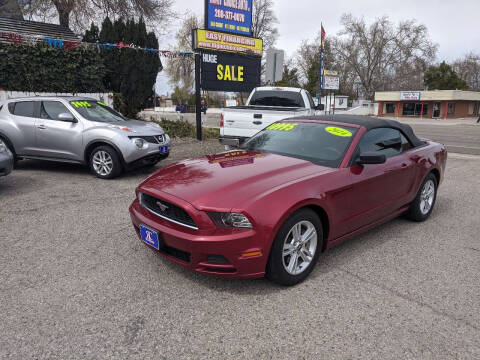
<box><xmin>214</xmin><ymin>8</ymin><xmax>246</xmax><ymax>23</ymax></box>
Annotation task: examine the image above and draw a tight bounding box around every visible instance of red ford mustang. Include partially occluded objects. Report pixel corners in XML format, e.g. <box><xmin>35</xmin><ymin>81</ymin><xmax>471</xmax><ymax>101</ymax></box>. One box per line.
<box><xmin>129</xmin><ymin>116</ymin><xmax>447</xmax><ymax>285</ymax></box>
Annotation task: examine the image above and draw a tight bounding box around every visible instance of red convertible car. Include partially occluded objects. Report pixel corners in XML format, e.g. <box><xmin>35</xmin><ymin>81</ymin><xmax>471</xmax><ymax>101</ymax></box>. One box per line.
<box><xmin>129</xmin><ymin>116</ymin><xmax>447</xmax><ymax>285</ymax></box>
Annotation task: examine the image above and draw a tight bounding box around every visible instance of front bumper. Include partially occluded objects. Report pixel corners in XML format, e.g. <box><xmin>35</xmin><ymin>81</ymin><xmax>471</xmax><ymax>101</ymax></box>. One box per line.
<box><xmin>129</xmin><ymin>199</ymin><xmax>267</xmax><ymax>279</ymax></box>
<box><xmin>122</xmin><ymin>135</ymin><xmax>171</xmax><ymax>164</ymax></box>
<box><xmin>0</xmin><ymin>150</ymin><xmax>14</xmax><ymax>177</ymax></box>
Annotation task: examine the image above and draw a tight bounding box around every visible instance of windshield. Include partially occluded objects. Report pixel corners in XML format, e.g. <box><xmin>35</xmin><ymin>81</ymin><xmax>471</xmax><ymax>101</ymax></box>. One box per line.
<box><xmin>70</xmin><ymin>100</ymin><xmax>125</xmax><ymax>122</ymax></box>
<box><xmin>249</xmin><ymin>91</ymin><xmax>304</xmax><ymax>107</ymax></box>
<box><xmin>241</xmin><ymin>122</ymin><xmax>358</xmax><ymax>167</ymax></box>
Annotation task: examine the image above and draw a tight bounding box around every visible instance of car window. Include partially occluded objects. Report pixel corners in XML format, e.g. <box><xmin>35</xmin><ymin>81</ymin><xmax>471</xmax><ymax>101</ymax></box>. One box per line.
<box><xmin>12</xmin><ymin>101</ymin><xmax>35</xmax><ymax>118</ymax></box>
<box><xmin>358</xmin><ymin>128</ymin><xmax>409</xmax><ymax>158</ymax></box>
<box><xmin>41</xmin><ymin>101</ymin><xmax>72</xmax><ymax>121</ymax></box>
<box><xmin>249</xmin><ymin>91</ymin><xmax>305</xmax><ymax>107</ymax></box>
<box><xmin>69</xmin><ymin>100</ymin><xmax>125</xmax><ymax>123</ymax></box>
<box><xmin>241</xmin><ymin>122</ymin><xmax>358</xmax><ymax>168</ymax></box>
<box><xmin>306</xmin><ymin>92</ymin><xmax>315</xmax><ymax>109</ymax></box>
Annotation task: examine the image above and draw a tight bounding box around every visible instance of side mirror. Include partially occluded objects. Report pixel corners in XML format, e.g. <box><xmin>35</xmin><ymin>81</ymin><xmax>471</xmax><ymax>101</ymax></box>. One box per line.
<box><xmin>315</xmin><ymin>104</ymin><xmax>325</xmax><ymax>111</ymax></box>
<box><xmin>58</xmin><ymin>112</ymin><xmax>77</xmax><ymax>123</ymax></box>
<box><xmin>220</xmin><ymin>138</ymin><xmax>240</xmax><ymax>148</ymax></box>
<box><xmin>356</xmin><ymin>152</ymin><xmax>386</xmax><ymax>165</ymax></box>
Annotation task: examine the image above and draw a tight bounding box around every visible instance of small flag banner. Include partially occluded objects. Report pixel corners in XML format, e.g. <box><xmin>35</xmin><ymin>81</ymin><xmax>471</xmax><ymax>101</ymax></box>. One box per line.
<box><xmin>0</xmin><ymin>31</ymin><xmax>194</xmax><ymax>58</ymax></box>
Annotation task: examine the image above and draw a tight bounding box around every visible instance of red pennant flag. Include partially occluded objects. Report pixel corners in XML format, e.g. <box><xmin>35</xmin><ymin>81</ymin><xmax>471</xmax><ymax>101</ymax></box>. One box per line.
<box><xmin>321</xmin><ymin>25</ymin><xmax>326</xmax><ymax>48</ymax></box>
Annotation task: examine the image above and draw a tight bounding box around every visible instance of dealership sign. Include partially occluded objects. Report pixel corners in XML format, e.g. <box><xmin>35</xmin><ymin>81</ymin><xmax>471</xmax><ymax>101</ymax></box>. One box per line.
<box><xmin>324</xmin><ymin>75</ymin><xmax>340</xmax><ymax>90</ymax></box>
<box><xmin>400</xmin><ymin>91</ymin><xmax>421</xmax><ymax>101</ymax></box>
<box><xmin>206</xmin><ymin>0</ymin><xmax>253</xmax><ymax>36</ymax></box>
<box><xmin>201</xmin><ymin>50</ymin><xmax>261</xmax><ymax>92</ymax></box>
<box><xmin>193</xmin><ymin>29</ymin><xmax>263</xmax><ymax>56</ymax></box>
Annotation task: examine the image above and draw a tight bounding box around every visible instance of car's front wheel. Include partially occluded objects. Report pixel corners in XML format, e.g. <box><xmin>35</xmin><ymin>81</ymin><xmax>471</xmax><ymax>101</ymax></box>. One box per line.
<box><xmin>267</xmin><ymin>209</ymin><xmax>323</xmax><ymax>286</ymax></box>
<box><xmin>89</xmin><ymin>145</ymin><xmax>122</xmax><ymax>179</ymax></box>
<box><xmin>406</xmin><ymin>173</ymin><xmax>438</xmax><ymax>221</ymax></box>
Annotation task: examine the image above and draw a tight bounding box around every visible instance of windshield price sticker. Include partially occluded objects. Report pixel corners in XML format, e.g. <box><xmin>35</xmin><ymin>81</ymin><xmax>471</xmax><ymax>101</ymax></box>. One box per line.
<box><xmin>325</xmin><ymin>126</ymin><xmax>352</xmax><ymax>137</ymax></box>
<box><xmin>266</xmin><ymin>123</ymin><xmax>298</xmax><ymax>131</ymax></box>
<box><xmin>97</xmin><ymin>101</ymin><xmax>108</xmax><ymax>106</ymax></box>
<box><xmin>71</xmin><ymin>101</ymin><xmax>92</xmax><ymax>108</ymax></box>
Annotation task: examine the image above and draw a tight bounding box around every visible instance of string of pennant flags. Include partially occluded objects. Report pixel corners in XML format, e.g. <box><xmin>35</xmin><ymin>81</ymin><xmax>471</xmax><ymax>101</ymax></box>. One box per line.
<box><xmin>0</xmin><ymin>30</ymin><xmax>195</xmax><ymax>58</ymax></box>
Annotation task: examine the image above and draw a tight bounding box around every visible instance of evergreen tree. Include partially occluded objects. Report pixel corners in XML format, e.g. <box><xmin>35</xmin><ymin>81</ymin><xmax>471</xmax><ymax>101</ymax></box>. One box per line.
<box><xmin>95</xmin><ymin>17</ymin><xmax>161</xmax><ymax>118</ymax></box>
<box><xmin>83</xmin><ymin>23</ymin><xmax>100</xmax><ymax>43</ymax></box>
<box><xmin>424</xmin><ymin>61</ymin><xmax>468</xmax><ymax>90</ymax></box>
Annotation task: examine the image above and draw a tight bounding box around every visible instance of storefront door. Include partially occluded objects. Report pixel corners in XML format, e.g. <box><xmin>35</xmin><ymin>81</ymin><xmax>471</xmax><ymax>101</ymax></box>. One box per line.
<box><xmin>433</xmin><ymin>102</ymin><xmax>441</xmax><ymax>118</ymax></box>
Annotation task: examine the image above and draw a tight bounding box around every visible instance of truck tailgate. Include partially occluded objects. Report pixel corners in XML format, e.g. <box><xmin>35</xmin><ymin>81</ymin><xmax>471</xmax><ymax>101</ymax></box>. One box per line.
<box><xmin>222</xmin><ymin>107</ymin><xmax>307</xmax><ymax>138</ymax></box>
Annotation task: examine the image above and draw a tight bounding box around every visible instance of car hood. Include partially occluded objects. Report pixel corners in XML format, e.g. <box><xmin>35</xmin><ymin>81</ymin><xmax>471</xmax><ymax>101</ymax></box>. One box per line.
<box><xmin>139</xmin><ymin>150</ymin><xmax>335</xmax><ymax>211</ymax></box>
<box><xmin>92</xmin><ymin>119</ymin><xmax>164</xmax><ymax>135</ymax></box>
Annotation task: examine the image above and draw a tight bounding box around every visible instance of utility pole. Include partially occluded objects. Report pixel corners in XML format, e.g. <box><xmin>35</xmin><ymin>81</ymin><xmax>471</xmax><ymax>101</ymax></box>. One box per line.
<box><xmin>195</xmin><ymin>53</ymin><xmax>202</xmax><ymax>141</ymax></box>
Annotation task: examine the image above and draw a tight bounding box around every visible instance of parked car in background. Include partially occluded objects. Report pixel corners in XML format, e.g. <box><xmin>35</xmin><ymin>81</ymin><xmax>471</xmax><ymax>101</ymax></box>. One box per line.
<box><xmin>0</xmin><ymin>97</ymin><xmax>170</xmax><ymax>179</ymax></box>
<box><xmin>130</xmin><ymin>115</ymin><xmax>447</xmax><ymax>286</ymax></box>
<box><xmin>0</xmin><ymin>138</ymin><xmax>14</xmax><ymax>177</ymax></box>
<box><xmin>220</xmin><ymin>86</ymin><xmax>323</xmax><ymax>147</ymax></box>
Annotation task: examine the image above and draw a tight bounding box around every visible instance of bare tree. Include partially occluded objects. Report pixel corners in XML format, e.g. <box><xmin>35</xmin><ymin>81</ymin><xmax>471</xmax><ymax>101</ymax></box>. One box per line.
<box><xmin>330</xmin><ymin>14</ymin><xmax>437</xmax><ymax>99</ymax></box>
<box><xmin>19</xmin><ymin>0</ymin><xmax>173</xmax><ymax>30</ymax></box>
<box><xmin>251</xmin><ymin>0</ymin><xmax>278</xmax><ymax>49</ymax></box>
<box><xmin>164</xmin><ymin>14</ymin><xmax>200</xmax><ymax>101</ymax></box>
<box><xmin>452</xmin><ymin>53</ymin><xmax>480</xmax><ymax>91</ymax></box>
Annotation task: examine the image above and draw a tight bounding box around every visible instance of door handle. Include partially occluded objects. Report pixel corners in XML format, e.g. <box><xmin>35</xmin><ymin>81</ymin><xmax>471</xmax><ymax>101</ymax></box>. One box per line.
<box><xmin>37</xmin><ymin>125</ymin><xmax>46</xmax><ymax>129</ymax></box>
<box><xmin>253</xmin><ymin>121</ymin><xmax>263</xmax><ymax>125</ymax></box>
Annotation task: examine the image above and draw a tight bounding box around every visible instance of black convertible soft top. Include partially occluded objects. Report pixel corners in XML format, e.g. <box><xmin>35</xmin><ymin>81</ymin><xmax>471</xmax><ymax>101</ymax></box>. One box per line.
<box><xmin>287</xmin><ymin>115</ymin><xmax>426</xmax><ymax>147</ymax></box>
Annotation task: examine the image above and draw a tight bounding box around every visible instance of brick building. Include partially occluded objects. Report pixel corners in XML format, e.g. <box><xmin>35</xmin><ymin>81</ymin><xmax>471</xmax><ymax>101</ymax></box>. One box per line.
<box><xmin>375</xmin><ymin>90</ymin><xmax>480</xmax><ymax>119</ymax></box>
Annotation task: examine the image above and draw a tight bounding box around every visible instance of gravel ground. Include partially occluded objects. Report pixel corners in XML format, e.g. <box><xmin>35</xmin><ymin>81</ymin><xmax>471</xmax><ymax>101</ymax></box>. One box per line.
<box><xmin>0</xmin><ymin>139</ymin><xmax>479</xmax><ymax>360</ymax></box>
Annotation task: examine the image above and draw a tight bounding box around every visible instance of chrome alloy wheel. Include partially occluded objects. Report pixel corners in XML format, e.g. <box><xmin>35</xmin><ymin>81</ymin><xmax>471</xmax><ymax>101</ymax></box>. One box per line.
<box><xmin>282</xmin><ymin>220</ymin><xmax>318</xmax><ymax>275</ymax></box>
<box><xmin>92</xmin><ymin>150</ymin><xmax>113</xmax><ymax>176</ymax></box>
<box><xmin>420</xmin><ymin>179</ymin><xmax>435</xmax><ymax>215</ymax></box>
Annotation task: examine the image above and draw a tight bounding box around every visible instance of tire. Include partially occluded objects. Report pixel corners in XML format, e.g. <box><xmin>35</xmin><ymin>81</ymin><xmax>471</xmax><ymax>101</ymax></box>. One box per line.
<box><xmin>89</xmin><ymin>145</ymin><xmax>122</xmax><ymax>179</ymax></box>
<box><xmin>0</xmin><ymin>136</ymin><xmax>19</xmax><ymax>167</ymax></box>
<box><xmin>267</xmin><ymin>209</ymin><xmax>323</xmax><ymax>286</ymax></box>
<box><xmin>406</xmin><ymin>173</ymin><xmax>438</xmax><ymax>222</ymax></box>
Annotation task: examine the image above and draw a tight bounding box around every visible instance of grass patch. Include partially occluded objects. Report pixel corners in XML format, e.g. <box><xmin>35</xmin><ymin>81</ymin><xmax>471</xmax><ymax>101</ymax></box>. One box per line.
<box><xmin>151</xmin><ymin>118</ymin><xmax>219</xmax><ymax>139</ymax></box>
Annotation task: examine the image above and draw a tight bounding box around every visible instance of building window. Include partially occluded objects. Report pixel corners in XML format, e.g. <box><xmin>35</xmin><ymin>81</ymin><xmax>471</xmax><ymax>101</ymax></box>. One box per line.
<box><xmin>448</xmin><ymin>103</ymin><xmax>455</xmax><ymax>114</ymax></box>
<box><xmin>385</xmin><ymin>103</ymin><xmax>395</xmax><ymax>114</ymax></box>
<box><xmin>402</xmin><ymin>103</ymin><xmax>428</xmax><ymax>116</ymax></box>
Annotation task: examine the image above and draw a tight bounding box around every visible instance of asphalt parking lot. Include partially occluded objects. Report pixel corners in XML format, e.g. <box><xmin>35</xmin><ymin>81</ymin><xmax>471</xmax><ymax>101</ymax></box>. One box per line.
<box><xmin>1</xmin><ymin>139</ymin><xmax>480</xmax><ymax>359</ymax></box>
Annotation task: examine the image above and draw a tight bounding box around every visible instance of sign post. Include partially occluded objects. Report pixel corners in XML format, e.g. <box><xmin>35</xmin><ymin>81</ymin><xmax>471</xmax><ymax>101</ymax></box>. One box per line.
<box><xmin>195</xmin><ymin>53</ymin><xmax>202</xmax><ymax>141</ymax></box>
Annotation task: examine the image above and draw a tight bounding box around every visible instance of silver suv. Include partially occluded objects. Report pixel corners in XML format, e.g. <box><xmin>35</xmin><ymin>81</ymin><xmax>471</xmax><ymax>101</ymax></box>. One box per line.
<box><xmin>0</xmin><ymin>97</ymin><xmax>170</xmax><ymax>179</ymax></box>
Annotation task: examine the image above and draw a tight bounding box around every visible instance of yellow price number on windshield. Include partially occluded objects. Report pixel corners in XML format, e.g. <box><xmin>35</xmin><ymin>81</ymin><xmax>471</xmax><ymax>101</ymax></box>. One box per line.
<box><xmin>266</xmin><ymin>123</ymin><xmax>298</xmax><ymax>131</ymax></box>
<box><xmin>325</xmin><ymin>126</ymin><xmax>352</xmax><ymax>137</ymax></box>
<box><xmin>71</xmin><ymin>101</ymin><xmax>91</xmax><ymax>108</ymax></box>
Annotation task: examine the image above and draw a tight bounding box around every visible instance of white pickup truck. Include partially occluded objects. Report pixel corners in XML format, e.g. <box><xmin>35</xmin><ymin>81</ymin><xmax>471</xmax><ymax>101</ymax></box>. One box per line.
<box><xmin>219</xmin><ymin>87</ymin><xmax>323</xmax><ymax>146</ymax></box>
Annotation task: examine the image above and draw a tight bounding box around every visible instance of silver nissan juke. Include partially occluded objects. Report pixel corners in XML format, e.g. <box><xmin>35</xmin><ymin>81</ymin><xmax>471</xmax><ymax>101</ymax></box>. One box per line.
<box><xmin>0</xmin><ymin>97</ymin><xmax>170</xmax><ymax>179</ymax></box>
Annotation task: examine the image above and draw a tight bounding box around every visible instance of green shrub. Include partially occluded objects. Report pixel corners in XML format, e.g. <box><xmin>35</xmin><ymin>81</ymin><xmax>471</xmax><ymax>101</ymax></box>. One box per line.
<box><xmin>152</xmin><ymin>118</ymin><xmax>219</xmax><ymax>139</ymax></box>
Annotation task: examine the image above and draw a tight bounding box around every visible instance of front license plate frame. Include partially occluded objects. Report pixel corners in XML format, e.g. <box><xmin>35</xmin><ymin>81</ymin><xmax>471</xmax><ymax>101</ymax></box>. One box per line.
<box><xmin>159</xmin><ymin>145</ymin><xmax>169</xmax><ymax>154</ymax></box>
<box><xmin>139</xmin><ymin>224</ymin><xmax>163</xmax><ymax>250</ymax></box>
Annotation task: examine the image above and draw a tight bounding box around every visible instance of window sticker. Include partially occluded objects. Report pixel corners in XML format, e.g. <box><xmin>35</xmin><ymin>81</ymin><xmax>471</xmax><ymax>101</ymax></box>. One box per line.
<box><xmin>325</xmin><ymin>126</ymin><xmax>352</xmax><ymax>137</ymax></box>
<box><xmin>70</xmin><ymin>101</ymin><xmax>92</xmax><ymax>108</ymax></box>
<box><xmin>97</xmin><ymin>101</ymin><xmax>108</xmax><ymax>106</ymax></box>
<box><xmin>266</xmin><ymin>123</ymin><xmax>298</xmax><ymax>131</ymax></box>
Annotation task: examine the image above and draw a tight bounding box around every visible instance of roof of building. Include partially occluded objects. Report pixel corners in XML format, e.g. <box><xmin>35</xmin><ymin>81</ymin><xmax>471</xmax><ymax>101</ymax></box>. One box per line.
<box><xmin>0</xmin><ymin>16</ymin><xmax>80</xmax><ymax>42</ymax></box>
<box><xmin>286</xmin><ymin>114</ymin><xmax>425</xmax><ymax>147</ymax></box>
<box><xmin>375</xmin><ymin>90</ymin><xmax>480</xmax><ymax>102</ymax></box>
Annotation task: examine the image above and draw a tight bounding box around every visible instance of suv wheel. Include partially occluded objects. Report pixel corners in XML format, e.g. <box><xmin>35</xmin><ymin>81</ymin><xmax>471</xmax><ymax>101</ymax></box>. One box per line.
<box><xmin>89</xmin><ymin>145</ymin><xmax>122</xmax><ymax>179</ymax></box>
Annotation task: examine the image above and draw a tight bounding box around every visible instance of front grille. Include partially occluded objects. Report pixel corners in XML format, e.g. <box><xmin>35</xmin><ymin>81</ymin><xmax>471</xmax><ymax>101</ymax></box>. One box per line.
<box><xmin>129</xmin><ymin>135</ymin><xmax>165</xmax><ymax>144</ymax></box>
<box><xmin>140</xmin><ymin>192</ymin><xmax>197</xmax><ymax>229</ymax></box>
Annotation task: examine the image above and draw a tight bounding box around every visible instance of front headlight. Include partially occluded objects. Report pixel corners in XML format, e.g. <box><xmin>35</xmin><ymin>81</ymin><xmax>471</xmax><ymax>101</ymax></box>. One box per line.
<box><xmin>208</xmin><ymin>212</ymin><xmax>253</xmax><ymax>229</ymax></box>
<box><xmin>131</xmin><ymin>138</ymin><xmax>148</xmax><ymax>149</ymax></box>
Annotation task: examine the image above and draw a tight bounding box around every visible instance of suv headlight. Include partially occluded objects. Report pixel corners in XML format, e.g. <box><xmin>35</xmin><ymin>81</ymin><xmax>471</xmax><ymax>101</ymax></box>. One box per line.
<box><xmin>131</xmin><ymin>138</ymin><xmax>148</xmax><ymax>149</ymax></box>
<box><xmin>208</xmin><ymin>212</ymin><xmax>253</xmax><ymax>229</ymax></box>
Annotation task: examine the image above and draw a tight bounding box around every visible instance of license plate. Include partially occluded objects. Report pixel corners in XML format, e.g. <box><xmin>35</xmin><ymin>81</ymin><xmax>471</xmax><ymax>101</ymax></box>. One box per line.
<box><xmin>159</xmin><ymin>145</ymin><xmax>169</xmax><ymax>154</ymax></box>
<box><xmin>139</xmin><ymin>224</ymin><xmax>162</xmax><ymax>250</ymax></box>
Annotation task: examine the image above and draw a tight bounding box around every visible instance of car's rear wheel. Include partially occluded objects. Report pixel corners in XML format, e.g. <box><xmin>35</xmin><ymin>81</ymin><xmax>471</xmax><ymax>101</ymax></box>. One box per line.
<box><xmin>406</xmin><ymin>173</ymin><xmax>438</xmax><ymax>222</ymax></box>
<box><xmin>89</xmin><ymin>146</ymin><xmax>122</xmax><ymax>179</ymax></box>
<box><xmin>267</xmin><ymin>209</ymin><xmax>323</xmax><ymax>286</ymax></box>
